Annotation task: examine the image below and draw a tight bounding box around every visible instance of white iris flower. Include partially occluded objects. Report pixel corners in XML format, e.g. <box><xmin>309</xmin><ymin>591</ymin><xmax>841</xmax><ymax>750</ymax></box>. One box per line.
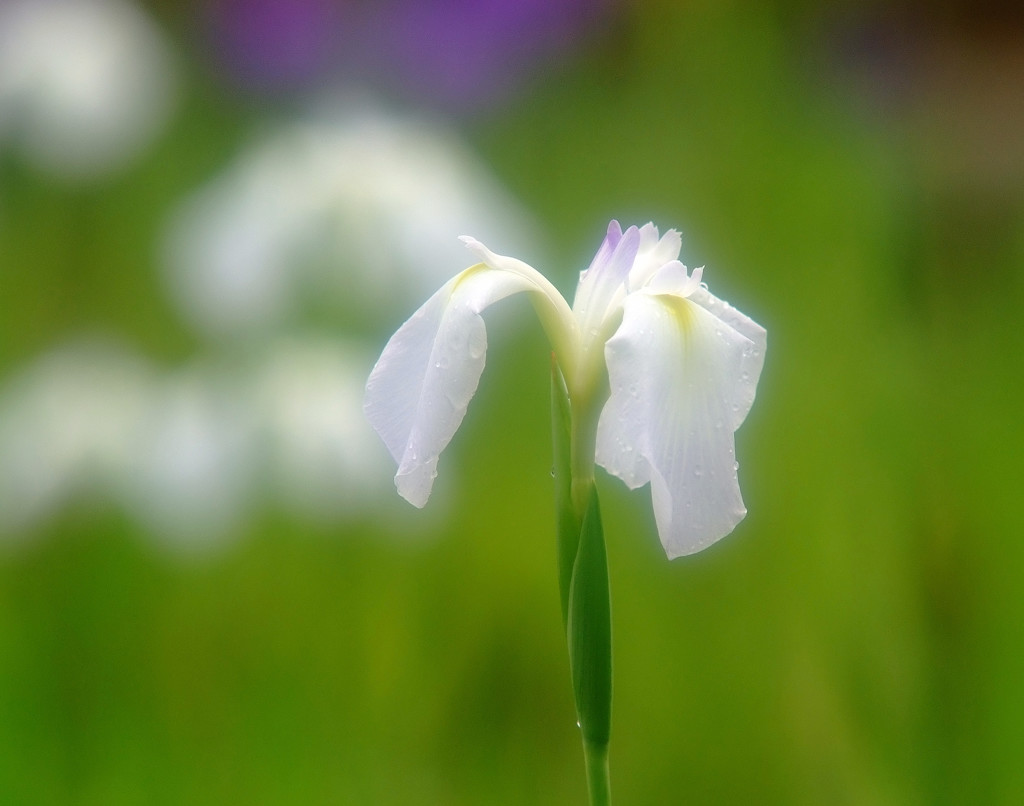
<box><xmin>364</xmin><ymin>221</ymin><xmax>766</xmax><ymax>557</ymax></box>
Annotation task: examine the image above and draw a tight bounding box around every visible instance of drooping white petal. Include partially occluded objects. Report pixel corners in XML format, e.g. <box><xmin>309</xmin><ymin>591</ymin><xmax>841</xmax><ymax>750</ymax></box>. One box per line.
<box><xmin>459</xmin><ymin>236</ymin><xmax>569</xmax><ymax>312</ymax></box>
<box><xmin>459</xmin><ymin>236</ymin><xmax>578</xmax><ymax>371</ymax></box>
<box><xmin>364</xmin><ymin>266</ymin><xmax>535</xmax><ymax>507</ymax></box>
<box><xmin>595</xmin><ymin>289</ymin><xmax>766</xmax><ymax>558</ymax></box>
<box><xmin>687</xmin><ymin>285</ymin><xmax>766</xmax><ymax>427</ymax></box>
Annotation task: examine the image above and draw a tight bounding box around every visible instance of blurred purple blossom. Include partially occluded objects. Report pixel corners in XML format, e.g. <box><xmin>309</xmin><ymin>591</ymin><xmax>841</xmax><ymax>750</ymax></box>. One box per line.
<box><xmin>205</xmin><ymin>0</ymin><xmax>346</xmax><ymax>90</ymax></box>
<box><xmin>203</xmin><ymin>0</ymin><xmax>615</xmax><ymax>109</ymax></box>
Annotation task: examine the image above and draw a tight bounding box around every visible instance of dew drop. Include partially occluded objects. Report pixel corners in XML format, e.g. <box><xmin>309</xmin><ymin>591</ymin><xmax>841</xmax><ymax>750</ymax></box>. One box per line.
<box><xmin>467</xmin><ymin>331</ymin><xmax>486</xmax><ymax>359</ymax></box>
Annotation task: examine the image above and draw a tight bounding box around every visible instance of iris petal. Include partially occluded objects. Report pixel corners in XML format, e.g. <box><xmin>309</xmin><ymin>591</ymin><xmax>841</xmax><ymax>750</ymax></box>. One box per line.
<box><xmin>364</xmin><ymin>266</ymin><xmax>535</xmax><ymax>507</ymax></box>
<box><xmin>572</xmin><ymin>224</ymin><xmax>640</xmax><ymax>334</ymax></box>
<box><xmin>584</xmin><ymin>220</ymin><xmax>623</xmax><ymax>278</ymax></box>
<box><xmin>596</xmin><ymin>289</ymin><xmax>766</xmax><ymax>557</ymax></box>
<box><xmin>688</xmin><ymin>286</ymin><xmax>766</xmax><ymax>427</ymax></box>
<box><xmin>627</xmin><ymin>225</ymin><xmax>682</xmax><ymax>290</ymax></box>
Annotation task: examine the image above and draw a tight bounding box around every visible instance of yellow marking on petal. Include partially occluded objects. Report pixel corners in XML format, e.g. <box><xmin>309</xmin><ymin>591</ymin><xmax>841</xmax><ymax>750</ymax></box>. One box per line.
<box><xmin>450</xmin><ymin>263</ymin><xmax>487</xmax><ymax>293</ymax></box>
<box><xmin>658</xmin><ymin>293</ymin><xmax>696</xmax><ymax>337</ymax></box>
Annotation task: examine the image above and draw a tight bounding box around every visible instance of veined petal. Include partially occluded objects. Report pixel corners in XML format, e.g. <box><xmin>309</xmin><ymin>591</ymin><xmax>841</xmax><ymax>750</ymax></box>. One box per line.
<box><xmin>595</xmin><ymin>290</ymin><xmax>766</xmax><ymax>558</ymax></box>
<box><xmin>688</xmin><ymin>285</ymin><xmax>766</xmax><ymax>427</ymax></box>
<box><xmin>364</xmin><ymin>266</ymin><xmax>536</xmax><ymax>507</ymax></box>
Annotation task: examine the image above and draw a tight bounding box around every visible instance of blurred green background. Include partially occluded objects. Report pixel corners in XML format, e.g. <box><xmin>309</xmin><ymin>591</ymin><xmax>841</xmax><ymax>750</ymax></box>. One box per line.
<box><xmin>2</xmin><ymin>1</ymin><xmax>1023</xmax><ymax>803</ymax></box>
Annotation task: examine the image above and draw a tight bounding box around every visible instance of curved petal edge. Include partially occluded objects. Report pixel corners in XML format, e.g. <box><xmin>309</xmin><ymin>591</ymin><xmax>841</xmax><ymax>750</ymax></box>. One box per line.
<box><xmin>364</xmin><ymin>266</ymin><xmax>535</xmax><ymax>507</ymax></box>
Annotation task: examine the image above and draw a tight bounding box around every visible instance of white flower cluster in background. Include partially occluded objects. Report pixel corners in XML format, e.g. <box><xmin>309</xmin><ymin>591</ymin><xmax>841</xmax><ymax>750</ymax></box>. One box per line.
<box><xmin>0</xmin><ymin>43</ymin><xmax>537</xmax><ymax>550</ymax></box>
<box><xmin>0</xmin><ymin>0</ymin><xmax>540</xmax><ymax>550</ymax></box>
<box><xmin>0</xmin><ymin>338</ymin><xmax>400</xmax><ymax>551</ymax></box>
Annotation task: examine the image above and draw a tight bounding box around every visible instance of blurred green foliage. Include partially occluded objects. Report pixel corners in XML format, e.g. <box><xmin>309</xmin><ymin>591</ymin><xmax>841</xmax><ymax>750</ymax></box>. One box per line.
<box><xmin>2</xmin><ymin>2</ymin><xmax>1023</xmax><ymax>804</ymax></box>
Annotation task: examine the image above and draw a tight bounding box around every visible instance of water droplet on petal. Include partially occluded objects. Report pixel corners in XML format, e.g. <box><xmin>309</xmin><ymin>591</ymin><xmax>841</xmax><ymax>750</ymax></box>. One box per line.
<box><xmin>467</xmin><ymin>331</ymin><xmax>486</xmax><ymax>360</ymax></box>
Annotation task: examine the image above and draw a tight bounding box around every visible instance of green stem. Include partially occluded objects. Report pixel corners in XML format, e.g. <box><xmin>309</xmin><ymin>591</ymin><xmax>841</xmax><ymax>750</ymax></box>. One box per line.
<box><xmin>584</xmin><ymin>741</ymin><xmax>611</xmax><ymax>806</ymax></box>
<box><xmin>568</xmin><ymin>385</ymin><xmax>604</xmax><ymax>519</ymax></box>
<box><xmin>551</xmin><ymin>360</ymin><xmax>613</xmax><ymax>806</ymax></box>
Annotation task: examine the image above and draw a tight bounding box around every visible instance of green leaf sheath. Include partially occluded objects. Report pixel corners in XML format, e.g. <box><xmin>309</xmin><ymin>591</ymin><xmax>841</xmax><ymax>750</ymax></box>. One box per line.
<box><xmin>567</xmin><ymin>485</ymin><xmax>612</xmax><ymax>748</ymax></box>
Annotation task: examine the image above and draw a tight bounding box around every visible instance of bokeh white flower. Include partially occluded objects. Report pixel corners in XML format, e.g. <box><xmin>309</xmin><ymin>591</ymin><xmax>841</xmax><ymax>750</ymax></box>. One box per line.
<box><xmin>162</xmin><ymin>100</ymin><xmax>539</xmax><ymax>339</ymax></box>
<box><xmin>0</xmin><ymin>340</ymin><xmax>152</xmax><ymax>535</ymax></box>
<box><xmin>0</xmin><ymin>0</ymin><xmax>176</xmax><ymax>180</ymax></box>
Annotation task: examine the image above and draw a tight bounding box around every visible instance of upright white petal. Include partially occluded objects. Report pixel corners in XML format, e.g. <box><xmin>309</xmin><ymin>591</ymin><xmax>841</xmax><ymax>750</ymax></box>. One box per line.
<box><xmin>364</xmin><ymin>266</ymin><xmax>535</xmax><ymax>507</ymax></box>
<box><xmin>596</xmin><ymin>288</ymin><xmax>766</xmax><ymax>558</ymax></box>
<box><xmin>572</xmin><ymin>223</ymin><xmax>641</xmax><ymax>339</ymax></box>
<box><xmin>626</xmin><ymin>224</ymin><xmax>682</xmax><ymax>290</ymax></box>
